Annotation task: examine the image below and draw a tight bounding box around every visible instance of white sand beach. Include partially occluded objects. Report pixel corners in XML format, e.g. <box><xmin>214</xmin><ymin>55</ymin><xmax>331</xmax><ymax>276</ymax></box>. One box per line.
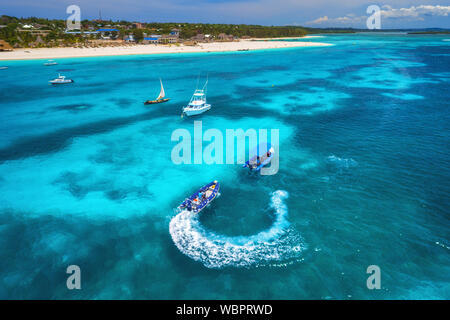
<box><xmin>255</xmin><ymin>35</ymin><xmax>324</xmax><ymax>40</ymax></box>
<box><xmin>0</xmin><ymin>39</ymin><xmax>331</xmax><ymax>61</ymax></box>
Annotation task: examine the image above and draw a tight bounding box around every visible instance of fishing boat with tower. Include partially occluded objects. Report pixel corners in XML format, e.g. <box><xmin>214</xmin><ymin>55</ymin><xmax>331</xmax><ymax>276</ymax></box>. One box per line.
<box><xmin>182</xmin><ymin>77</ymin><xmax>211</xmax><ymax>117</ymax></box>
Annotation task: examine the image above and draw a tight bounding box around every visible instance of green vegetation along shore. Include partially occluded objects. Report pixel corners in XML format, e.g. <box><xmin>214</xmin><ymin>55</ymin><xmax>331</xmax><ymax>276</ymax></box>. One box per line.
<box><xmin>0</xmin><ymin>15</ymin><xmax>354</xmax><ymax>48</ymax></box>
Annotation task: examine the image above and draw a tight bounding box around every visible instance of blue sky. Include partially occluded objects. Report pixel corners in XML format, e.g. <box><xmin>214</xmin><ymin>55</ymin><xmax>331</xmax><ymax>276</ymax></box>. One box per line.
<box><xmin>1</xmin><ymin>0</ymin><xmax>449</xmax><ymax>28</ymax></box>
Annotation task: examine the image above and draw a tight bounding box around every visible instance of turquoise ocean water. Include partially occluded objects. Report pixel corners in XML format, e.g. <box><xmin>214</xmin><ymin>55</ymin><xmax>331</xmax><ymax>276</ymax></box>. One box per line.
<box><xmin>0</xmin><ymin>33</ymin><xmax>449</xmax><ymax>299</ymax></box>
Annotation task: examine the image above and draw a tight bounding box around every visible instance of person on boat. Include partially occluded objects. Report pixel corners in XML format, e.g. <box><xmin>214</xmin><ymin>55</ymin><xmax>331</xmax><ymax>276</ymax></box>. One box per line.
<box><xmin>267</xmin><ymin>151</ymin><xmax>271</xmax><ymax>157</ymax></box>
<box><xmin>256</xmin><ymin>156</ymin><xmax>261</xmax><ymax>167</ymax></box>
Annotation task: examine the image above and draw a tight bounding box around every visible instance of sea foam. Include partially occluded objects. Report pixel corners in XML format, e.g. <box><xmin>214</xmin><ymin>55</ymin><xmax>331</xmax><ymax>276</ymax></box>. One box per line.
<box><xmin>169</xmin><ymin>190</ymin><xmax>305</xmax><ymax>268</ymax></box>
<box><xmin>327</xmin><ymin>155</ymin><xmax>358</xmax><ymax>168</ymax></box>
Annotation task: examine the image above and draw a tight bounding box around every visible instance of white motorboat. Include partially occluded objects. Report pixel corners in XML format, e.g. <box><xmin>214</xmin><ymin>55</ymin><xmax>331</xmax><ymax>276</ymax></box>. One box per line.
<box><xmin>43</xmin><ymin>60</ymin><xmax>58</xmax><ymax>66</ymax></box>
<box><xmin>49</xmin><ymin>74</ymin><xmax>74</xmax><ymax>84</ymax></box>
<box><xmin>182</xmin><ymin>79</ymin><xmax>211</xmax><ymax>116</ymax></box>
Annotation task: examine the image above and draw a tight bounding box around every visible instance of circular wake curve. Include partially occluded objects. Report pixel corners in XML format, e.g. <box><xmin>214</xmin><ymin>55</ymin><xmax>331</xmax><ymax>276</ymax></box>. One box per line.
<box><xmin>169</xmin><ymin>190</ymin><xmax>305</xmax><ymax>268</ymax></box>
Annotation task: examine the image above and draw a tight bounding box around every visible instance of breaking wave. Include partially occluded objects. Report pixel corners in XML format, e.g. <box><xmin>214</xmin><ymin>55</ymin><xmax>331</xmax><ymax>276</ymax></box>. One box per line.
<box><xmin>327</xmin><ymin>155</ymin><xmax>358</xmax><ymax>168</ymax></box>
<box><xmin>169</xmin><ymin>190</ymin><xmax>305</xmax><ymax>269</ymax></box>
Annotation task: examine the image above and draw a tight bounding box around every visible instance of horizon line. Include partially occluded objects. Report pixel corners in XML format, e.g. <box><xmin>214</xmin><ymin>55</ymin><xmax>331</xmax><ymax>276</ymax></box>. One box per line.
<box><xmin>1</xmin><ymin>15</ymin><xmax>449</xmax><ymax>31</ymax></box>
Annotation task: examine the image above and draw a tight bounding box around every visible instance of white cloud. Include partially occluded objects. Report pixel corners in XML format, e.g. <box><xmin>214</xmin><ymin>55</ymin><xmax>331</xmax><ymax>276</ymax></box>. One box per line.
<box><xmin>306</xmin><ymin>13</ymin><xmax>365</xmax><ymax>26</ymax></box>
<box><xmin>310</xmin><ymin>16</ymin><xmax>329</xmax><ymax>24</ymax></box>
<box><xmin>305</xmin><ymin>4</ymin><xmax>450</xmax><ymax>27</ymax></box>
<box><xmin>381</xmin><ymin>5</ymin><xmax>450</xmax><ymax>19</ymax></box>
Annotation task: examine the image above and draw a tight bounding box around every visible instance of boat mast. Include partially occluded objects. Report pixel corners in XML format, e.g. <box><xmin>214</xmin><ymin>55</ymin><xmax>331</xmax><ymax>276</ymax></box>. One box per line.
<box><xmin>202</xmin><ymin>74</ymin><xmax>208</xmax><ymax>102</ymax></box>
<box><xmin>195</xmin><ymin>74</ymin><xmax>200</xmax><ymax>90</ymax></box>
<box><xmin>202</xmin><ymin>74</ymin><xmax>208</xmax><ymax>92</ymax></box>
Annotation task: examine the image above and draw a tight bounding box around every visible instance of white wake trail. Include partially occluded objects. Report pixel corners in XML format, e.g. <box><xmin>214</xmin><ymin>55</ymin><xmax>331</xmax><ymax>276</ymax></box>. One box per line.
<box><xmin>169</xmin><ymin>190</ymin><xmax>305</xmax><ymax>269</ymax></box>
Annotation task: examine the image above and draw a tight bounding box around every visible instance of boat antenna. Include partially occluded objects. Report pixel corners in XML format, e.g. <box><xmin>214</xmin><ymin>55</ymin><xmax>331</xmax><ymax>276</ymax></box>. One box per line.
<box><xmin>203</xmin><ymin>73</ymin><xmax>209</xmax><ymax>93</ymax></box>
<box><xmin>196</xmin><ymin>73</ymin><xmax>200</xmax><ymax>90</ymax></box>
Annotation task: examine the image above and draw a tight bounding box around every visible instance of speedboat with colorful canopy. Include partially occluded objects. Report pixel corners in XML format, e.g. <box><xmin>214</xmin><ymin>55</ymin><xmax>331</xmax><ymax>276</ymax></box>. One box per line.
<box><xmin>182</xmin><ymin>78</ymin><xmax>211</xmax><ymax>116</ymax></box>
<box><xmin>178</xmin><ymin>180</ymin><xmax>220</xmax><ymax>214</ymax></box>
<box><xmin>243</xmin><ymin>143</ymin><xmax>275</xmax><ymax>171</ymax></box>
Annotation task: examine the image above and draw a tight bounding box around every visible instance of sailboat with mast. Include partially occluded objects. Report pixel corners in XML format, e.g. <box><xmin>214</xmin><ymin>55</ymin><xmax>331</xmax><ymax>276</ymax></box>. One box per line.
<box><xmin>182</xmin><ymin>78</ymin><xmax>211</xmax><ymax>116</ymax></box>
<box><xmin>144</xmin><ymin>79</ymin><xmax>170</xmax><ymax>105</ymax></box>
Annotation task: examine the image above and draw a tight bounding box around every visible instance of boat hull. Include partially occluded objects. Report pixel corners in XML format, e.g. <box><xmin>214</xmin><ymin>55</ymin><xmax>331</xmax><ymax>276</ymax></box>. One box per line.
<box><xmin>144</xmin><ymin>98</ymin><xmax>170</xmax><ymax>105</ymax></box>
<box><xmin>243</xmin><ymin>146</ymin><xmax>275</xmax><ymax>171</ymax></box>
<box><xmin>178</xmin><ymin>181</ymin><xmax>220</xmax><ymax>214</ymax></box>
<box><xmin>49</xmin><ymin>80</ymin><xmax>74</xmax><ymax>84</ymax></box>
<box><xmin>183</xmin><ymin>104</ymin><xmax>211</xmax><ymax>116</ymax></box>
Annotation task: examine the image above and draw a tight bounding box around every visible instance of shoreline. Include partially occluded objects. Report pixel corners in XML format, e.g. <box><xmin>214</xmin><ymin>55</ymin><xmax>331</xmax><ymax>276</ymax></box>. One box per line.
<box><xmin>252</xmin><ymin>35</ymin><xmax>324</xmax><ymax>40</ymax></box>
<box><xmin>0</xmin><ymin>39</ymin><xmax>332</xmax><ymax>61</ymax></box>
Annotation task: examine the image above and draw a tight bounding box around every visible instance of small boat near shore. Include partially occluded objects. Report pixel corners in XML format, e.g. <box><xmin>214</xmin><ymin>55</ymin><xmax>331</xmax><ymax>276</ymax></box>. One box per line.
<box><xmin>182</xmin><ymin>78</ymin><xmax>211</xmax><ymax>116</ymax></box>
<box><xmin>178</xmin><ymin>180</ymin><xmax>220</xmax><ymax>214</ymax></box>
<box><xmin>144</xmin><ymin>78</ymin><xmax>170</xmax><ymax>105</ymax></box>
<box><xmin>243</xmin><ymin>144</ymin><xmax>275</xmax><ymax>171</ymax></box>
<box><xmin>49</xmin><ymin>74</ymin><xmax>74</xmax><ymax>84</ymax></box>
<box><xmin>43</xmin><ymin>60</ymin><xmax>58</xmax><ymax>66</ymax></box>
<box><xmin>0</xmin><ymin>66</ymin><xmax>8</xmax><ymax>70</ymax></box>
